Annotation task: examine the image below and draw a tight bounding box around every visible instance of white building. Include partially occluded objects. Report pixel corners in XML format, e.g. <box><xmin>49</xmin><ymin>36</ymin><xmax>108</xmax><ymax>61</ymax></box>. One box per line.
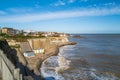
<box><xmin>33</xmin><ymin>49</ymin><xmax>44</xmax><ymax>54</ymax></box>
<box><xmin>23</xmin><ymin>51</ymin><xmax>35</xmax><ymax>57</ymax></box>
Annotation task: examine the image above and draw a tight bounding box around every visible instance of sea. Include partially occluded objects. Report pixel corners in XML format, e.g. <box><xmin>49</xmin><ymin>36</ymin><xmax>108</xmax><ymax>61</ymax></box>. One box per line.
<box><xmin>40</xmin><ymin>34</ymin><xmax>120</xmax><ymax>80</ymax></box>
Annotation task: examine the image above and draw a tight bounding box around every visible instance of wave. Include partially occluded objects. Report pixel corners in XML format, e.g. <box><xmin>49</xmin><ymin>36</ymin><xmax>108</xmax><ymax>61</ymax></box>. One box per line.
<box><xmin>40</xmin><ymin>45</ymin><xmax>119</xmax><ymax>80</ymax></box>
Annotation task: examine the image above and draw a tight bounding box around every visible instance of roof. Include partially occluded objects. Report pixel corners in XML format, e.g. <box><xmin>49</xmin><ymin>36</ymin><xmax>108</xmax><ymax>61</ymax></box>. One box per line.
<box><xmin>23</xmin><ymin>51</ymin><xmax>34</xmax><ymax>57</ymax></box>
<box><xmin>24</xmin><ymin>51</ymin><xmax>34</xmax><ymax>55</ymax></box>
<box><xmin>2</xmin><ymin>27</ymin><xmax>13</xmax><ymax>30</ymax></box>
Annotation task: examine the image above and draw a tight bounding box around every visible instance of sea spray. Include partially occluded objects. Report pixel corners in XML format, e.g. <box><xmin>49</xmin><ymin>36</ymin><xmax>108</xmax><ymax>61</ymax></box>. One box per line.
<box><xmin>41</xmin><ymin>45</ymin><xmax>119</xmax><ymax>80</ymax></box>
<box><xmin>55</xmin><ymin>56</ymin><xmax>71</xmax><ymax>74</ymax></box>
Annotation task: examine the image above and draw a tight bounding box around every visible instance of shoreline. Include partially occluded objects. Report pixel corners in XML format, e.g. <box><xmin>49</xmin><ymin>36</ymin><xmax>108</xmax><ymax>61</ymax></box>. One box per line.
<box><xmin>39</xmin><ymin>41</ymin><xmax>77</xmax><ymax>78</ymax></box>
<box><xmin>1</xmin><ymin>38</ymin><xmax>77</xmax><ymax>79</ymax></box>
<box><xmin>38</xmin><ymin>41</ymin><xmax>77</xmax><ymax>67</ymax></box>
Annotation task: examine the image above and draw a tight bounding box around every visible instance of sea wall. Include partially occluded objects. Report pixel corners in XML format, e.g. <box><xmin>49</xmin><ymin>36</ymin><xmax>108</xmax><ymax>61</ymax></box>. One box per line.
<box><xmin>0</xmin><ymin>49</ymin><xmax>22</xmax><ymax>80</ymax></box>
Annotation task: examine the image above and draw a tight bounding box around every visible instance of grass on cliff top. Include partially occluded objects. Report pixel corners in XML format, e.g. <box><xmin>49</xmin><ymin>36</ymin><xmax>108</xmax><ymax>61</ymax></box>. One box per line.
<box><xmin>10</xmin><ymin>44</ymin><xmax>20</xmax><ymax>49</ymax></box>
<box><xmin>0</xmin><ymin>33</ymin><xmax>45</xmax><ymax>42</ymax></box>
<box><xmin>0</xmin><ymin>36</ymin><xmax>5</xmax><ymax>41</ymax></box>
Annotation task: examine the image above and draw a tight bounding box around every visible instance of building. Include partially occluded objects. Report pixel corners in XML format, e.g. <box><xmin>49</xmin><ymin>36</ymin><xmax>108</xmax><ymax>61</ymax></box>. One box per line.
<box><xmin>20</xmin><ymin>42</ymin><xmax>35</xmax><ymax>57</ymax></box>
<box><xmin>60</xmin><ymin>33</ymin><xmax>66</xmax><ymax>37</ymax></box>
<box><xmin>14</xmin><ymin>29</ymin><xmax>20</xmax><ymax>35</ymax></box>
<box><xmin>1</xmin><ymin>27</ymin><xmax>20</xmax><ymax>36</ymax></box>
<box><xmin>23</xmin><ymin>51</ymin><xmax>35</xmax><ymax>57</ymax></box>
<box><xmin>2</xmin><ymin>27</ymin><xmax>15</xmax><ymax>36</ymax></box>
<box><xmin>33</xmin><ymin>49</ymin><xmax>44</xmax><ymax>54</ymax></box>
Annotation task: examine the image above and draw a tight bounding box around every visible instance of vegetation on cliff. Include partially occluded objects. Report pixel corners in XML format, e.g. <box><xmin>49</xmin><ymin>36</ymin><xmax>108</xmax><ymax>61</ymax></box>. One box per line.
<box><xmin>0</xmin><ymin>33</ymin><xmax>45</xmax><ymax>42</ymax></box>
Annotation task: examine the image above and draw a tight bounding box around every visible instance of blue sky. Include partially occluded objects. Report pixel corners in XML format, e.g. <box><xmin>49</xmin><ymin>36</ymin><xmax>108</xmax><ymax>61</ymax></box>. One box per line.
<box><xmin>0</xmin><ymin>0</ymin><xmax>120</xmax><ymax>33</ymax></box>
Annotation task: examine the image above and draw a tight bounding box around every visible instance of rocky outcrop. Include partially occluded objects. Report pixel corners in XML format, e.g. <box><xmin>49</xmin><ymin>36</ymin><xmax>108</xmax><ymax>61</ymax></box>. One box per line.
<box><xmin>56</xmin><ymin>42</ymin><xmax>77</xmax><ymax>47</ymax></box>
<box><xmin>0</xmin><ymin>40</ymin><xmax>22</xmax><ymax>80</ymax></box>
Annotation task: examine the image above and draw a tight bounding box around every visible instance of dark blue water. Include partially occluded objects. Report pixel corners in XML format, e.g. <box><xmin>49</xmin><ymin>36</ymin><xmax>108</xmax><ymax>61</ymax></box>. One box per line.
<box><xmin>69</xmin><ymin>34</ymin><xmax>120</xmax><ymax>77</ymax></box>
<box><xmin>41</xmin><ymin>34</ymin><xmax>120</xmax><ymax>80</ymax></box>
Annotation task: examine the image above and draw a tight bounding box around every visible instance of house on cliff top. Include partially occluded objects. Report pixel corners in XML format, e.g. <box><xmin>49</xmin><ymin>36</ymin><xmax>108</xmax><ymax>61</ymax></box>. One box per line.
<box><xmin>1</xmin><ymin>27</ymin><xmax>20</xmax><ymax>36</ymax></box>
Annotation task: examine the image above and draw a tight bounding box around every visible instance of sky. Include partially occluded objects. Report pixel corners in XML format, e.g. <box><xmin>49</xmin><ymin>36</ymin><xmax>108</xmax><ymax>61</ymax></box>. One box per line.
<box><xmin>0</xmin><ymin>0</ymin><xmax>120</xmax><ymax>33</ymax></box>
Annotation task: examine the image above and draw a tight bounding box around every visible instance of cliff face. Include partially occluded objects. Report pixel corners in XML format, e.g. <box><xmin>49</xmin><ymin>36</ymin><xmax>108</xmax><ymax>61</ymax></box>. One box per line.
<box><xmin>25</xmin><ymin>37</ymin><xmax>75</xmax><ymax>74</ymax></box>
<box><xmin>0</xmin><ymin>37</ymin><xmax>76</xmax><ymax>80</ymax></box>
<box><xmin>21</xmin><ymin>38</ymin><xmax>59</xmax><ymax>75</ymax></box>
<box><xmin>0</xmin><ymin>40</ymin><xmax>42</xmax><ymax>80</ymax></box>
<box><xmin>48</xmin><ymin>37</ymin><xmax>76</xmax><ymax>47</ymax></box>
<box><xmin>0</xmin><ymin>40</ymin><xmax>22</xmax><ymax>80</ymax></box>
<box><xmin>49</xmin><ymin>37</ymin><xmax>69</xmax><ymax>43</ymax></box>
<box><xmin>0</xmin><ymin>40</ymin><xmax>17</xmax><ymax>66</ymax></box>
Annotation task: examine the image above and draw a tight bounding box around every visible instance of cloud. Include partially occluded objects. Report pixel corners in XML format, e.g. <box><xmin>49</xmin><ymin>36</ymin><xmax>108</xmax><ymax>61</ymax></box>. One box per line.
<box><xmin>52</xmin><ymin>0</ymin><xmax>75</xmax><ymax>6</ymax></box>
<box><xmin>0</xmin><ymin>10</ymin><xmax>7</xmax><ymax>15</ymax></box>
<box><xmin>80</xmin><ymin>0</ymin><xmax>88</xmax><ymax>2</ymax></box>
<box><xmin>7</xmin><ymin>7</ymin><xmax>33</xmax><ymax>13</ymax></box>
<box><xmin>104</xmin><ymin>2</ymin><xmax>116</xmax><ymax>6</ymax></box>
<box><xmin>1</xmin><ymin>7</ymin><xmax>120</xmax><ymax>23</ymax></box>
<box><xmin>35</xmin><ymin>4</ymin><xmax>41</xmax><ymax>8</ymax></box>
<box><xmin>53</xmin><ymin>0</ymin><xmax>66</xmax><ymax>6</ymax></box>
<box><xmin>34</xmin><ymin>2</ymin><xmax>41</xmax><ymax>8</ymax></box>
<box><xmin>68</xmin><ymin>0</ymin><xmax>75</xmax><ymax>3</ymax></box>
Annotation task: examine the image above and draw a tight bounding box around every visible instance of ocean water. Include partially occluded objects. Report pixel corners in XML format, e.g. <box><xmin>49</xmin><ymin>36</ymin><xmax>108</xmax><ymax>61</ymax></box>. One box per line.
<box><xmin>41</xmin><ymin>34</ymin><xmax>120</xmax><ymax>80</ymax></box>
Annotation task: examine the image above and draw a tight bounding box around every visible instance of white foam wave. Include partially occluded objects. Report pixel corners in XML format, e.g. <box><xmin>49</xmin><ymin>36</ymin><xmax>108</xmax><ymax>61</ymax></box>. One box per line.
<box><xmin>41</xmin><ymin>57</ymin><xmax>119</xmax><ymax>80</ymax></box>
<box><xmin>40</xmin><ymin>46</ymin><xmax>119</xmax><ymax>80</ymax></box>
<box><xmin>40</xmin><ymin>55</ymin><xmax>71</xmax><ymax>79</ymax></box>
<box><xmin>58</xmin><ymin>45</ymin><xmax>75</xmax><ymax>57</ymax></box>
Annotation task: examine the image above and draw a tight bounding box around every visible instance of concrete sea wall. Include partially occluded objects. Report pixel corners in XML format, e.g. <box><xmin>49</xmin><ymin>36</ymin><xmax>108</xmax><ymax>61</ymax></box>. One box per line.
<box><xmin>0</xmin><ymin>50</ymin><xmax>22</xmax><ymax>80</ymax></box>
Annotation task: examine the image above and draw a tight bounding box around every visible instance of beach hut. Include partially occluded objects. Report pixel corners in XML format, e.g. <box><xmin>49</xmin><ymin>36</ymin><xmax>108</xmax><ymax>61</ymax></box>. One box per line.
<box><xmin>23</xmin><ymin>51</ymin><xmax>35</xmax><ymax>57</ymax></box>
<box><xmin>33</xmin><ymin>49</ymin><xmax>44</xmax><ymax>54</ymax></box>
